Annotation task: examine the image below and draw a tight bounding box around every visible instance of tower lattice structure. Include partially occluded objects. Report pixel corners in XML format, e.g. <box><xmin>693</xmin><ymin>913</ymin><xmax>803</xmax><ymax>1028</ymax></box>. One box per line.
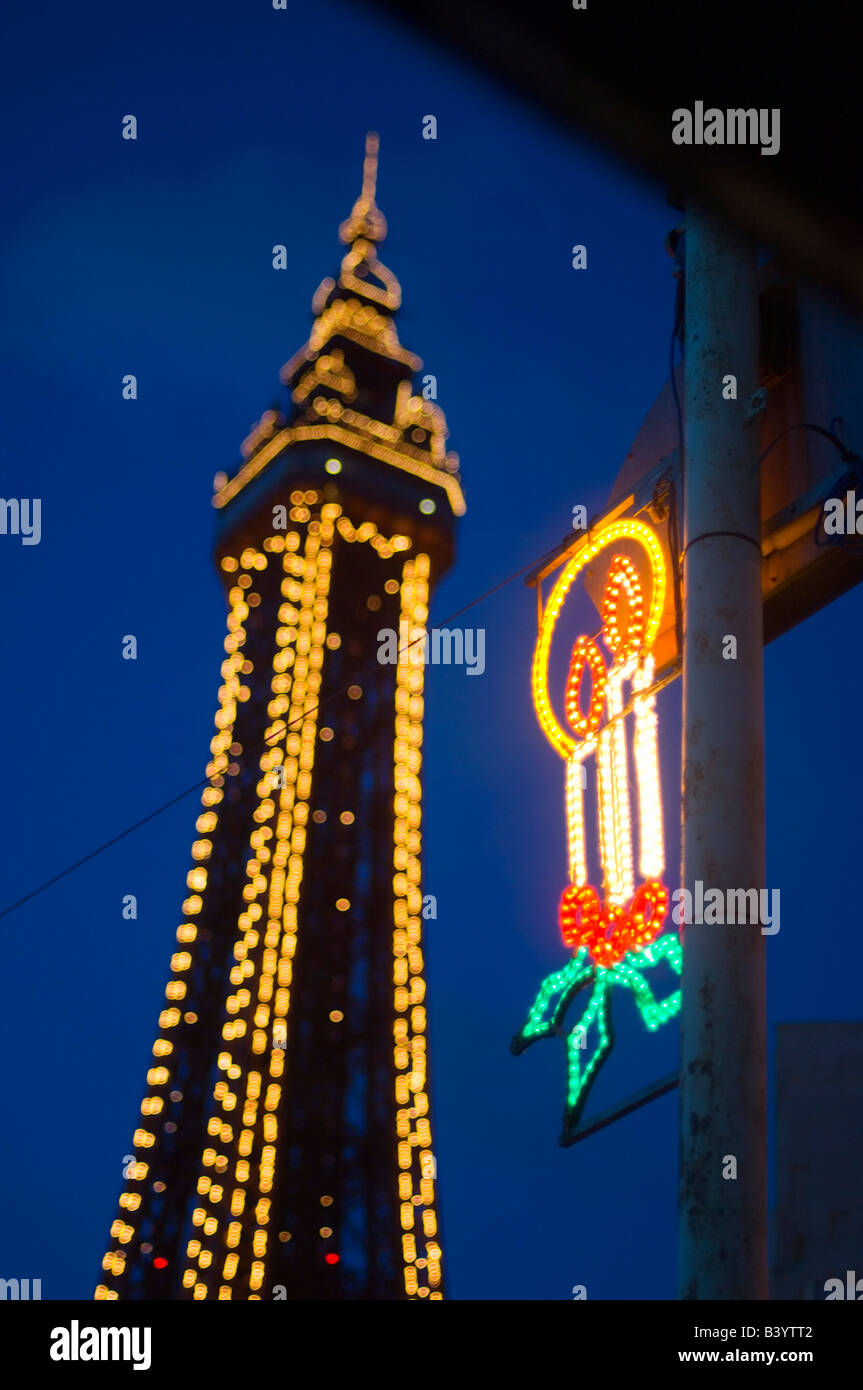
<box><xmin>97</xmin><ymin>134</ymin><xmax>464</xmax><ymax>1302</ymax></box>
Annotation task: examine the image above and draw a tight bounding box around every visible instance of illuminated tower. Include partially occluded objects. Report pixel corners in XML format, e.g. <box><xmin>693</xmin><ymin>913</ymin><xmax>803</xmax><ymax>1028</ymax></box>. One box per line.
<box><xmin>97</xmin><ymin>134</ymin><xmax>464</xmax><ymax>1302</ymax></box>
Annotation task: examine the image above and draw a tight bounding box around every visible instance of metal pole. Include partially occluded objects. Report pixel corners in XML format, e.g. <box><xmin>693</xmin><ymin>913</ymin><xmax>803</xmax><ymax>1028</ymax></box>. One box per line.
<box><xmin>678</xmin><ymin>202</ymin><xmax>768</xmax><ymax>1300</ymax></box>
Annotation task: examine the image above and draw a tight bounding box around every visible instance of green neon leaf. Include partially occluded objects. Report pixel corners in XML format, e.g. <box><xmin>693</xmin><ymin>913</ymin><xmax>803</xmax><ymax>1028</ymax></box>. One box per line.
<box><xmin>562</xmin><ymin>971</ymin><xmax>613</xmax><ymax>1135</ymax></box>
<box><xmin>611</xmin><ymin>932</ymin><xmax>682</xmax><ymax>1031</ymax></box>
<box><xmin>510</xmin><ymin>948</ymin><xmax>594</xmax><ymax>1052</ymax></box>
<box><xmin>514</xmin><ymin>931</ymin><xmax>683</xmax><ymax>1141</ymax></box>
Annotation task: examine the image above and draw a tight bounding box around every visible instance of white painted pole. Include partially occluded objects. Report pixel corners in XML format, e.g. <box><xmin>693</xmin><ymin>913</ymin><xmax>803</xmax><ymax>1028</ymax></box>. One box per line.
<box><xmin>678</xmin><ymin>202</ymin><xmax>769</xmax><ymax>1300</ymax></box>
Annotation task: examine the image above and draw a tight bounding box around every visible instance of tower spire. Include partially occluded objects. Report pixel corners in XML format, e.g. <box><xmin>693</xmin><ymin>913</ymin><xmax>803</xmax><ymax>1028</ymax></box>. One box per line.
<box><xmin>361</xmin><ymin>130</ymin><xmax>379</xmax><ymax>205</ymax></box>
<box><xmin>339</xmin><ymin>131</ymin><xmax>387</xmax><ymax>244</ymax></box>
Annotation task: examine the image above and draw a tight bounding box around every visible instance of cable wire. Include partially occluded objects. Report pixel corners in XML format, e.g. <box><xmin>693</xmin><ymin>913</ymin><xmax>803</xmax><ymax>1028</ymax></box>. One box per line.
<box><xmin>0</xmin><ymin>539</ymin><xmax>565</xmax><ymax>922</ymax></box>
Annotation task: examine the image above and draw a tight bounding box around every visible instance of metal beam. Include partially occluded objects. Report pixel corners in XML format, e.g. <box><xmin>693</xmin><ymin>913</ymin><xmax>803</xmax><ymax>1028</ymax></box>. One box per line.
<box><xmin>561</xmin><ymin>1071</ymin><xmax>679</xmax><ymax>1147</ymax></box>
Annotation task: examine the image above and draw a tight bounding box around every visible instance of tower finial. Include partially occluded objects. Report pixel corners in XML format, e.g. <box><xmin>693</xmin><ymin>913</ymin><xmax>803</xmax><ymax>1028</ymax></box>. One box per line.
<box><xmin>339</xmin><ymin>131</ymin><xmax>388</xmax><ymax>244</ymax></box>
<box><xmin>362</xmin><ymin>131</ymin><xmax>379</xmax><ymax>205</ymax></box>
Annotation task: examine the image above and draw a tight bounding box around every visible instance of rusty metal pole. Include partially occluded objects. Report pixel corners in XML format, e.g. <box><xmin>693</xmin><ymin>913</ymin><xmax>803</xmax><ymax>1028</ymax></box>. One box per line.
<box><xmin>677</xmin><ymin>202</ymin><xmax>769</xmax><ymax>1299</ymax></box>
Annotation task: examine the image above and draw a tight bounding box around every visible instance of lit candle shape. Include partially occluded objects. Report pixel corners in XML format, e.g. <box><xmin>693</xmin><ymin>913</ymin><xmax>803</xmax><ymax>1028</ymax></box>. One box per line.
<box><xmin>516</xmin><ymin>520</ymin><xmax>680</xmax><ymax>1140</ymax></box>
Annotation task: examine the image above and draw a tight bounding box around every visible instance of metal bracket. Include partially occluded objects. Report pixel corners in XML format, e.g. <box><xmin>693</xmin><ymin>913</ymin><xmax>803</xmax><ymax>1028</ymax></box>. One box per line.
<box><xmin>560</xmin><ymin>1070</ymin><xmax>679</xmax><ymax>1147</ymax></box>
<box><xmin>744</xmin><ymin>387</ymin><xmax>767</xmax><ymax>422</ymax></box>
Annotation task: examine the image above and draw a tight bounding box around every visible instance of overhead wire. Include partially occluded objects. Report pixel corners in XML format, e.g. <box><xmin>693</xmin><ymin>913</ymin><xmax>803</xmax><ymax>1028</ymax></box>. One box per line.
<box><xmin>0</xmin><ymin>538</ymin><xmax>567</xmax><ymax>923</ymax></box>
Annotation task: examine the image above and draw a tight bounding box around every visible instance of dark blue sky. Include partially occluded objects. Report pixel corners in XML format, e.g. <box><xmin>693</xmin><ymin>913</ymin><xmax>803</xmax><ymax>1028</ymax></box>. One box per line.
<box><xmin>1</xmin><ymin>0</ymin><xmax>860</xmax><ymax>1301</ymax></box>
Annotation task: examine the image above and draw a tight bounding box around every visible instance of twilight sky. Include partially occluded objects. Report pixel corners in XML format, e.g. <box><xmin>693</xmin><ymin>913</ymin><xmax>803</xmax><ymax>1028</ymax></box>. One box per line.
<box><xmin>1</xmin><ymin>0</ymin><xmax>860</xmax><ymax>1300</ymax></box>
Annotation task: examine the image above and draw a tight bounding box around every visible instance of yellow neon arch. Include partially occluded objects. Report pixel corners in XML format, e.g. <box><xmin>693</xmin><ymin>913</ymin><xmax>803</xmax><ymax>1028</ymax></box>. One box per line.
<box><xmin>532</xmin><ymin>518</ymin><xmax>667</xmax><ymax>759</ymax></box>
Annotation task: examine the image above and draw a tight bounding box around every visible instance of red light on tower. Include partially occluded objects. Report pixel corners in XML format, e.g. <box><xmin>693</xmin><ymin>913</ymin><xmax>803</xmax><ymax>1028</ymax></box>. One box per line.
<box><xmin>324</xmin><ymin>1253</ymin><xmax>340</xmax><ymax>1266</ymax></box>
<box><xmin>152</xmin><ymin>1257</ymin><xmax>168</xmax><ymax>1269</ymax></box>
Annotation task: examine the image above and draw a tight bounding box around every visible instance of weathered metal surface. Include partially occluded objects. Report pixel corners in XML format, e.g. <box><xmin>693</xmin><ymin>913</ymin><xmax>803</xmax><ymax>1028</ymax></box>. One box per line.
<box><xmin>678</xmin><ymin>204</ymin><xmax>769</xmax><ymax>1301</ymax></box>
